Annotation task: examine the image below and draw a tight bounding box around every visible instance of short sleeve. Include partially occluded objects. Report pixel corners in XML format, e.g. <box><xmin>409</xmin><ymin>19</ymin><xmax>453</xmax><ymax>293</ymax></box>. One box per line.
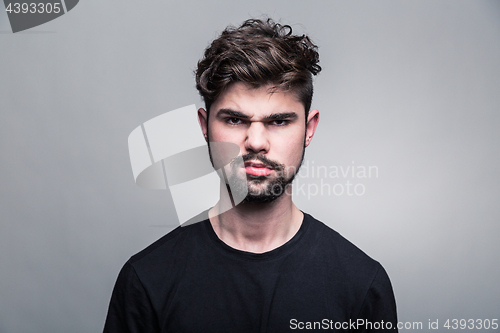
<box><xmin>103</xmin><ymin>261</ymin><xmax>160</xmax><ymax>333</ymax></box>
<box><xmin>355</xmin><ymin>265</ymin><xmax>398</xmax><ymax>332</ymax></box>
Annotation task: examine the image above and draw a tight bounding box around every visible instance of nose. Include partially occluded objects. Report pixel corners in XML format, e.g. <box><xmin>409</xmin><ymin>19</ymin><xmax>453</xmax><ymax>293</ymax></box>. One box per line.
<box><xmin>244</xmin><ymin>122</ymin><xmax>269</xmax><ymax>154</ymax></box>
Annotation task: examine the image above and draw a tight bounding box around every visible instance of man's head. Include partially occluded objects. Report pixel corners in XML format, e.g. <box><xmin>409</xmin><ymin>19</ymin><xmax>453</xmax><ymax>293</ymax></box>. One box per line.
<box><xmin>195</xmin><ymin>18</ymin><xmax>321</xmax><ymax>116</ymax></box>
<box><xmin>196</xmin><ymin>18</ymin><xmax>321</xmax><ymax>203</ymax></box>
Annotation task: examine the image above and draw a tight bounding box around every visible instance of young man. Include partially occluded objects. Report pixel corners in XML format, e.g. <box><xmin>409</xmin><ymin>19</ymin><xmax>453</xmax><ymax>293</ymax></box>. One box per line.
<box><xmin>104</xmin><ymin>18</ymin><xmax>398</xmax><ymax>332</ymax></box>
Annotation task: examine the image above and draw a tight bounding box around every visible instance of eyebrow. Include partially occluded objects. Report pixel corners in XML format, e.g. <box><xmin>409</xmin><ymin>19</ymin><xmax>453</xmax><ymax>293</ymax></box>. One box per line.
<box><xmin>216</xmin><ymin>109</ymin><xmax>251</xmax><ymax>119</ymax></box>
<box><xmin>216</xmin><ymin>108</ymin><xmax>298</xmax><ymax>121</ymax></box>
<box><xmin>263</xmin><ymin>112</ymin><xmax>298</xmax><ymax>121</ymax></box>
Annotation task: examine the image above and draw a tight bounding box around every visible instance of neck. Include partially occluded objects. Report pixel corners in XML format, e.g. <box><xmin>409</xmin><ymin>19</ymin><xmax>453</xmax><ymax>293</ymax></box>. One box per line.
<box><xmin>209</xmin><ymin>184</ymin><xmax>303</xmax><ymax>253</ymax></box>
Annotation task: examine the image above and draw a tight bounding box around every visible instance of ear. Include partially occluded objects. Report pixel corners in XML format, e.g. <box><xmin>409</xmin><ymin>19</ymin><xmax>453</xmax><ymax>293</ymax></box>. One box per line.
<box><xmin>198</xmin><ymin>108</ymin><xmax>209</xmax><ymax>142</ymax></box>
<box><xmin>305</xmin><ymin>109</ymin><xmax>319</xmax><ymax>147</ymax></box>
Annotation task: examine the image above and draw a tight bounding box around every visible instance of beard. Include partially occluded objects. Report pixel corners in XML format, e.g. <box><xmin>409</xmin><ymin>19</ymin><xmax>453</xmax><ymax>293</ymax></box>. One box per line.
<box><xmin>223</xmin><ymin>148</ymin><xmax>305</xmax><ymax>204</ymax></box>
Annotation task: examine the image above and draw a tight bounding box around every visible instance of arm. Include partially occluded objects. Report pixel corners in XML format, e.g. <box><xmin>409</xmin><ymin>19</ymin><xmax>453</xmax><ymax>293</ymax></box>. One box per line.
<box><xmin>103</xmin><ymin>262</ymin><xmax>160</xmax><ymax>333</ymax></box>
<box><xmin>355</xmin><ymin>265</ymin><xmax>398</xmax><ymax>332</ymax></box>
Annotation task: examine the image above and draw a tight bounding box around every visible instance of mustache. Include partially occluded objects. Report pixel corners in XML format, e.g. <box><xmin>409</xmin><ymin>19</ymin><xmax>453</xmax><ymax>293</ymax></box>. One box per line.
<box><xmin>241</xmin><ymin>153</ymin><xmax>283</xmax><ymax>171</ymax></box>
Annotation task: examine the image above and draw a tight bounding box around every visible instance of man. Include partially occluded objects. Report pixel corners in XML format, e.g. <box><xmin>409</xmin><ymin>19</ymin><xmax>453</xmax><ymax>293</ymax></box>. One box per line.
<box><xmin>104</xmin><ymin>18</ymin><xmax>398</xmax><ymax>332</ymax></box>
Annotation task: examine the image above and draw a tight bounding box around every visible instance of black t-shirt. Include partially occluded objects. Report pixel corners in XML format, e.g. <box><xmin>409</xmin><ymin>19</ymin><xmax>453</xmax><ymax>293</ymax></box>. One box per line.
<box><xmin>104</xmin><ymin>213</ymin><xmax>398</xmax><ymax>332</ymax></box>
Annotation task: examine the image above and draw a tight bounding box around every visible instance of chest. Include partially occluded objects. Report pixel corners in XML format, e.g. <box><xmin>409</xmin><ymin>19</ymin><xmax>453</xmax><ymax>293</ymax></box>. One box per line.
<box><xmin>154</xmin><ymin>258</ymin><xmax>356</xmax><ymax>332</ymax></box>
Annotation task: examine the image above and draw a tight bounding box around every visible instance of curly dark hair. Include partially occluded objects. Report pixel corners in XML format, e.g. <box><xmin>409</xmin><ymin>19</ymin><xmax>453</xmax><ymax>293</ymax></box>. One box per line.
<box><xmin>195</xmin><ymin>18</ymin><xmax>321</xmax><ymax>115</ymax></box>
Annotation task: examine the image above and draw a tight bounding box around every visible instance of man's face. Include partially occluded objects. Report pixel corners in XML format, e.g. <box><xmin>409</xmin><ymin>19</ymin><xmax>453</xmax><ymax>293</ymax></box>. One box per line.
<box><xmin>198</xmin><ymin>82</ymin><xmax>319</xmax><ymax>203</ymax></box>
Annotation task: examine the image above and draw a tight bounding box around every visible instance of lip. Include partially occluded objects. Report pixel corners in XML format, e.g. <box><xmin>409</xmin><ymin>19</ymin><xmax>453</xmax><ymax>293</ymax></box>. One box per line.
<box><xmin>244</xmin><ymin>161</ymin><xmax>273</xmax><ymax>176</ymax></box>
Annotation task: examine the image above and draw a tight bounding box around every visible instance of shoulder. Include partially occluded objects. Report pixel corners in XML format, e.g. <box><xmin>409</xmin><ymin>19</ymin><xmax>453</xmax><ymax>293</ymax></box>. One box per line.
<box><xmin>302</xmin><ymin>212</ymin><xmax>385</xmax><ymax>280</ymax></box>
<box><xmin>127</xmin><ymin>220</ymin><xmax>208</xmax><ymax>275</ymax></box>
<box><xmin>129</xmin><ymin>209</ymin><xmax>211</xmax><ymax>264</ymax></box>
<box><xmin>302</xmin><ymin>213</ymin><xmax>397</xmax><ymax>317</ymax></box>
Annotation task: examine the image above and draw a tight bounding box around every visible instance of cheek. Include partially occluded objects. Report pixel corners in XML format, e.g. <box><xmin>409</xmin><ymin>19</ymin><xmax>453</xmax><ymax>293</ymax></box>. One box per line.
<box><xmin>275</xmin><ymin>133</ymin><xmax>304</xmax><ymax>163</ymax></box>
<box><xmin>215</xmin><ymin>131</ymin><xmax>244</xmax><ymax>144</ymax></box>
<box><xmin>208</xmin><ymin>122</ymin><xmax>231</xmax><ymax>142</ymax></box>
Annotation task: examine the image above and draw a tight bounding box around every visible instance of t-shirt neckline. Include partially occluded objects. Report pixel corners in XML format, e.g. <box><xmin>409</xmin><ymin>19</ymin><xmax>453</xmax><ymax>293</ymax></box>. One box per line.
<box><xmin>202</xmin><ymin>212</ymin><xmax>311</xmax><ymax>261</ymax></box>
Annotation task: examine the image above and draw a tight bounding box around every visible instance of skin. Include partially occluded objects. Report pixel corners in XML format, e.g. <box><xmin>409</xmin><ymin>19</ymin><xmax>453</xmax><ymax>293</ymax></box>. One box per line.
<box><xmin>198</xmin><ymin>82</ymin><xmax>319</xmax><ymax>253</ymax></box>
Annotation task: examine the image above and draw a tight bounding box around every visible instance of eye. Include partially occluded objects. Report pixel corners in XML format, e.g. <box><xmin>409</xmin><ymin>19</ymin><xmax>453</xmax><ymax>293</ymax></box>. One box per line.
<box><xmin>226</xmin><ymin>117</ymin><xmax>241</xmax><ymax>125</ymax></box>
<box><xmin>271</xmin><ymin>119</ymin><xmax>289</xmax><ymax>126</ymax></box>
<box><xmin>226</xmin><ymin>117</ymin><xmax>243</xmax><ymax>125</ymax></box>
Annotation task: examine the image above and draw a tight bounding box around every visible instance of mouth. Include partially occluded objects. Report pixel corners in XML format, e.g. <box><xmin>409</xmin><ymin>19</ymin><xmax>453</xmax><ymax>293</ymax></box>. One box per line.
<box><xmin>244</xmin><ymin>161</ymin><xmax>273</xmax><ymax>177</ymax></box>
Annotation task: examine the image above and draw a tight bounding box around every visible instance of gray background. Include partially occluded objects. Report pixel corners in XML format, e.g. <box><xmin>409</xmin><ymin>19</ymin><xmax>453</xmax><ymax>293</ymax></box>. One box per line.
<box><xmin>1</xmin><ymin>0</ymin><xmax>499</xmax><ymax>332</ymax></box>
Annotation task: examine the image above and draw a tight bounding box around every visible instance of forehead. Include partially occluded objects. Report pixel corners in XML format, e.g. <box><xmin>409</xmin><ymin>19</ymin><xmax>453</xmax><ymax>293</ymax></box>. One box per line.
<box><xmin>210</xmin><ymin>82</ymin><xmax>305</xmax><ymax>119</ymax></box>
